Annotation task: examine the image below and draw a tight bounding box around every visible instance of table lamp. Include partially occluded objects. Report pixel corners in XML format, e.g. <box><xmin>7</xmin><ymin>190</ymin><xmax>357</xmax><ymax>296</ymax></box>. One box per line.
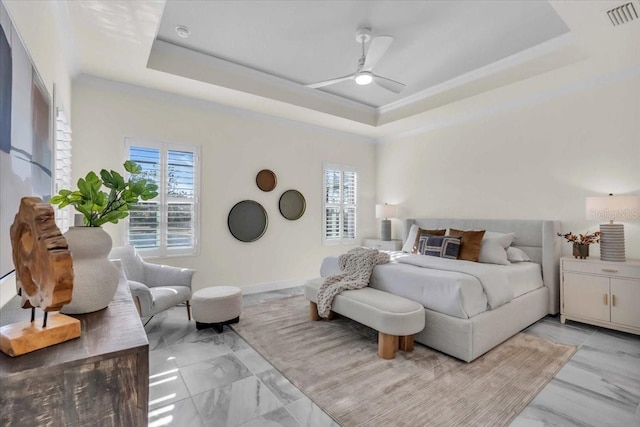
<box><xmin>375</xmin><ymin>203</ymin><xmax>398</xmax><ymax>241</ymax></box>
<box><xmin>586</xmin><ymin>194</ymin><xmax>640</xmax><ymax>262</ymax></box>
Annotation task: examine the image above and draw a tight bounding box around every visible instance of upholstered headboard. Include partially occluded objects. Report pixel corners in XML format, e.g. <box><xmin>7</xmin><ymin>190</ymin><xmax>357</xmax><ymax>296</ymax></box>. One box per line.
<box><xmin>403</xmin><ymin>218</ymin><xmax>562</xmax><ymax>315</ymax></box>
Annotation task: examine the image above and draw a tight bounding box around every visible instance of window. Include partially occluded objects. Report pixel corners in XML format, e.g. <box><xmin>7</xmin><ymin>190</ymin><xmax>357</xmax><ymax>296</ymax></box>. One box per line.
<box><xmin>323</xmin><ymin>163</ymin><xmax>357</xmax><ymax>244</ymax></box>
<box><xmin>125</xmin><ymin>138</ymin><xmax>200</xmax><ymax>257</ymax></box>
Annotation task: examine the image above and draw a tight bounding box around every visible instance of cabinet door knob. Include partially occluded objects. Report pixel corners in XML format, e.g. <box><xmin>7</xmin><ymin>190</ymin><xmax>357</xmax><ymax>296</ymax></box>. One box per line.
<box><xmin>612</xmin><ymin>294</ymin><xmax>616</xmax><ymax>307</ymax></box>
<box><xmin>604</xmin><ymin>294</ymin><xmax>608</xmax><ymax>305</ymax></box>
<box><xmin>601</xmin><ymin>268</ymin><xmax>618</xmax><ymax>273</ymax></box>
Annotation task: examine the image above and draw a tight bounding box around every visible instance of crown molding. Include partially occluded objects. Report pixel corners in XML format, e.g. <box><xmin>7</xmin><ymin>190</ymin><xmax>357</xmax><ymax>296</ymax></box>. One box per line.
<box><xmin>75</xmin><ymin>74</ymin><xmax>376</xmax><ymax>145</ymax></box>
<box><xmin>146</xmin><ymin>34</ymin><xmax>584</xmax><ymax>130</ymax></box>
<box><xmin>377</xmin><ymin>63</ymin><xmax>640</xmax><ymax>144</ymax></box>
<box><xmin>377</xmin><ymin>33</ymin><xmax>577</xmax><ymax>117</ymax></box>
<box><xmin>148</xmin><ymin>39</ymin><xmax>378</xmax><ymax>126</ymax></box>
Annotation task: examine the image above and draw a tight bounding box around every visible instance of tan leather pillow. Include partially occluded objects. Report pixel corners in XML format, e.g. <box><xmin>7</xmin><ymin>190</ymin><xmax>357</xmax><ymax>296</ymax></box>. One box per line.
<box><xmin>448</xmin><ymin>229</ymin><xmax>486</xmax><ymax>262</ymax></box>
<box><xmin>412</xmin><ymin>228</ymin><xmax>446</xmax><ymax>253</ymax></box>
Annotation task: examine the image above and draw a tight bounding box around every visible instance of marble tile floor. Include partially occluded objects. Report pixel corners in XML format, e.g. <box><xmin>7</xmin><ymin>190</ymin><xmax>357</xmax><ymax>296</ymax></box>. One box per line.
<box><xmin>144</xmin><ymin>287</ymin><xmax>640</xmax><ymax>427</ymax></box>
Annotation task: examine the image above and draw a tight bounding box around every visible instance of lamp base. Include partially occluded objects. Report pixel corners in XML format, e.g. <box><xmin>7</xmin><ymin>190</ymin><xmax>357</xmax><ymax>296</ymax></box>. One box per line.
<box><xmin>381</xmin><ymin>219</ymin><xmax>391</xmax><ymax>241</ymax></box>
<box><xmin>600</xmin><ymin>223</ymin><xmax>625</xmax><ymax>262</ymax></box>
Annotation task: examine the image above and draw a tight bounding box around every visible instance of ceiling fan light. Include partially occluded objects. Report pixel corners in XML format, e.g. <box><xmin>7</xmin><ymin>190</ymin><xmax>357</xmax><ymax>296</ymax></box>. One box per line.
<box><xmin>355</xmin><ymin>73</ymin><xmax>373</xmax><ymax>85</ymax></box>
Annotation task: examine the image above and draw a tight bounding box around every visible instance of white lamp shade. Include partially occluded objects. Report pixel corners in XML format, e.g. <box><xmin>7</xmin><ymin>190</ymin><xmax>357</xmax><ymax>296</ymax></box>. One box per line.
<box><xmin>586</xmin><ymin>195</ymin><xmax>640</xmax><ymax>222</ymax></box>
<box><xmin>375</xmin><ymin>204</ymin><xmax>398</xmax><ymax>219</ymax></box>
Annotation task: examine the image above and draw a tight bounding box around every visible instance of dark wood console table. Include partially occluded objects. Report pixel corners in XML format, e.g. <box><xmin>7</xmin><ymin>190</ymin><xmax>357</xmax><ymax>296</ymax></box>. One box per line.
<box><xmin>0</xmin><ymin>276</ymin><xmax>149</xmax><ymax>426</ymax></box>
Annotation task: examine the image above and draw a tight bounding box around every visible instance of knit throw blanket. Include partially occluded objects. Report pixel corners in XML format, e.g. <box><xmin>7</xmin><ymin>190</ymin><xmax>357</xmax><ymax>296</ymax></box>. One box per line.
<box><xmin>316</xmin><ymin>247</ymin><xmax>391</xmax><ymax>318</ymax></box>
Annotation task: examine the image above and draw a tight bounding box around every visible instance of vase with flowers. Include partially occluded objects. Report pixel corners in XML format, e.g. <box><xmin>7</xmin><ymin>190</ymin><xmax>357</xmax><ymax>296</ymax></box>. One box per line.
<box><xmin>557</xmin><ymin>231</ymin><xmax>601</xmax><ymax>259</ymax></box>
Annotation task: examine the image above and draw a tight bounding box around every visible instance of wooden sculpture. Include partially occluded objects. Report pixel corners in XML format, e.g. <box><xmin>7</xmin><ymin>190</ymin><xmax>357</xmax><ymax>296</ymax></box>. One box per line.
<box><xmin>0</xmin><ymin>197</ymin><xmax>80</xmax><ymax>357</ymax></box>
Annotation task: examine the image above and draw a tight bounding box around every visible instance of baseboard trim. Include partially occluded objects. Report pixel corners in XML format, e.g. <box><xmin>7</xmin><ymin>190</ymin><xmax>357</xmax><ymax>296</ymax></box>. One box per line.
<box><xmin>240</xmin><ymin>278</ymin><xmax>308</xmax><ymax>295</ymax></box>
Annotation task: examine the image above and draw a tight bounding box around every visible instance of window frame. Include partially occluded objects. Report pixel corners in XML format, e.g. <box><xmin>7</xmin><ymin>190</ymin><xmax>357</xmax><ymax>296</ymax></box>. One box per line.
<box><xmin>124</xmin><ymin>138</ymin><xmax>201</xmax><ymax>258</ymax></box>
<box><xmin>322</xmin><ymin>162</ymin><xmax>358</xmax><ymax>245</ymax></box>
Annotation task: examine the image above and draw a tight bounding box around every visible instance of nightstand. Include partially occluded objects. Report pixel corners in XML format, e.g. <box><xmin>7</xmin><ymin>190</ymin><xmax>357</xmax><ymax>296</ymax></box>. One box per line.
<box><xmin>560</xmin><ymin>257</ymin><xmax>640</xmax><ymax>335</ymax></box>
<box><xmin>362</xmin><ymin>238</ymin><xmax>402</xmax><ymax>251</ymax></box>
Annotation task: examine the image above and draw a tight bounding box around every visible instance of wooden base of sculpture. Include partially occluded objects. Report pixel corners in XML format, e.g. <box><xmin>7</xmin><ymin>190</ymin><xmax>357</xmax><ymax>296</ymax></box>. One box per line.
<box><xmin>0</xmin><ymin>314</ymin><xmax>81</xmax><ymax>357</ymax></box>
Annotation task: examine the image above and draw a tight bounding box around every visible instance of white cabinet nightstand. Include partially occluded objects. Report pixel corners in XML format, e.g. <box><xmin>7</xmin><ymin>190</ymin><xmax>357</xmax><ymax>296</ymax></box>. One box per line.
<box><xmin>560</xmin><ymin>257</ymin><xmax>640</xmax><ymax>335</ymax></box>
<box><xmin>362</xmin><ymin>239</ymin><xmax>402</xmax><ymax>251</ymax></box>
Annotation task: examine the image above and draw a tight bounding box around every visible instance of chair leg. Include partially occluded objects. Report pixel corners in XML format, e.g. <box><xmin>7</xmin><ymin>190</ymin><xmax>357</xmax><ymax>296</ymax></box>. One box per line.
<box><xmin>143</xmin><ymin>315</ymin><xmax>154</xmax><ymax>327</ymax></box>
<box><xmin>186</xmin><ymin>300</ymin><xmax>192</xmax><ymax>321</ymax></box>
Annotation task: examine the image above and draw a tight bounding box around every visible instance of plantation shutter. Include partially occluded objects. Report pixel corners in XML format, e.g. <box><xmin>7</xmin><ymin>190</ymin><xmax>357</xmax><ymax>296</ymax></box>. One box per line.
<box><xmin>323</xmin><ymin>163</ymin><xmax>357</xmax><ymax>244</ymax></box>
<box><xmin>324</xmin><ymin>168</ymin><xmax>341</xmax><ymax>241</ymax></box>
<box><xmin>54</xmin><ymin>108</ymin><xmax>72</xmax><ymax>232</ymax></box>
<box><xmin>128</xmin><ymin>146</ymin><xmax>161</xmax><ymax>249</ymax></box>
<box><xmin>126</xmin><ymin>139</ymin><xmax>199</xmax><ymax>256</ymax></box>
<box><xmin>166</xmin><ymin>149</ymin><xmax>196</xmax><ymax>249</ymax></box>
<box><xmin>342</xmin><ymin>170</ymin><xmax>357</xmax><ymax>240</ymax></box>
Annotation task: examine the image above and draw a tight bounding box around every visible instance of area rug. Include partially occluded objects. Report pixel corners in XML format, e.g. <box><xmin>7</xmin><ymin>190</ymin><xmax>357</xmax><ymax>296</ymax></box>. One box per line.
<box><xmin>232</xmin><ymin>295</ymin><xmax>575</xmax><ymax>427</ymax></box>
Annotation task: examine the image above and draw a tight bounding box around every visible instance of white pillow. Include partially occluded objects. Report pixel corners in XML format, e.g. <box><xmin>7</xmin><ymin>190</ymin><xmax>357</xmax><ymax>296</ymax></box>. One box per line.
<box><xmin>478</xmin><ymin>233</ymin><xmax>514</xmax><ymax>265</ymax></box>
<box><xmin>402</xmin><ymin>224</ymin><xmax>419</xmax><ymax>253</ymax></box>
<box><xmin>507</xmin><ymin>247</ymin><xmax>531</xmax><ymax>262</ymax></box>
<box><xmin>483</xmin><ymin>231</ymin><xmax>517</xmax><ymax>244</ymax></box>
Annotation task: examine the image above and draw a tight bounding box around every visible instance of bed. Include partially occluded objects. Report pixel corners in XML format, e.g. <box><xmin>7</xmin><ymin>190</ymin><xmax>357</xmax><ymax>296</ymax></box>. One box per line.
<box><xmin>320</xmin><ymin>218</ymin><xmax>561</xmax><ymax>362</ymax></box>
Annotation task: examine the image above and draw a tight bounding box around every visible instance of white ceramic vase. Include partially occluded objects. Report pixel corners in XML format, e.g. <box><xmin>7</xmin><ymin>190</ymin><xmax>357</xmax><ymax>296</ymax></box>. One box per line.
<box><xmin>60</xmin><ymin>226</ymin><xmax>119</xmax><ymax>314</ymax></box>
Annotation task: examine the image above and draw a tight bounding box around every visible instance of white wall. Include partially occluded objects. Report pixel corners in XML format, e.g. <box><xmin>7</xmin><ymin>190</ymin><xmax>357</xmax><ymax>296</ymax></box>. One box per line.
<box><xmin>377</xmin><ymin>73</ymin><xmax>640</xmax><ymax>259</ymax></box>
<box><xmin>71</xmin><ymin>77</ymin><xmax>377</xmax><ymax>291</ymax></box>
<box><xmin>0</xmin><ymin>1</ymin><xmax>74</xmax><ymax>307</ymax></box>
<box><xmin>1</xmin><ymin>1</ymin><xmax>73</xmax><ymax>110</ymax></box>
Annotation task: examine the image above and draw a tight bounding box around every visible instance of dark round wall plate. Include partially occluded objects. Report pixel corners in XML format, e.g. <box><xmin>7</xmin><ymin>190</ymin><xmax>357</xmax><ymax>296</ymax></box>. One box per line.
<box><xmin>228</xmin><ymin>200</ymin><xmax>268</xmax><ymax>242</ymax></box>
<box><xmin>256</xmin><ymin>169</ymin><xmax>277</xmax><ymax>192</ymax></box>
<box><xmin>279</xmin><ymin>189</ymin><xmax>306</xmax><ymax>220</ymax></box>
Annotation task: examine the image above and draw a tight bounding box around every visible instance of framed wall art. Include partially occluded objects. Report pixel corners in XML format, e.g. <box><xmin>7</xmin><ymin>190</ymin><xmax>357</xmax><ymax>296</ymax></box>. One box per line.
<box><xmin>0</xmin><ymin>4</ymin><xmax>53</xmax><ymax>279</ymax></box>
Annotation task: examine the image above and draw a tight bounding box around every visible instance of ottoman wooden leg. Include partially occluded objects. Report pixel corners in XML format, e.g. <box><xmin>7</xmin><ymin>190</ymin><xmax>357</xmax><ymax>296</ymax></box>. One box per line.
<box><xmin>399</xmin><ymin>335</ymin><xmax>414</xmax><ymax>352</ymax></box>
<box><xmin>378</xmin><ymin>332</ymin><xmax>398</xmax><ymax>359</ymax></box>
<box><xmin>309</xmin><ymin>302</ymin><xmax>321</xmax><ymax>321</ymax></box>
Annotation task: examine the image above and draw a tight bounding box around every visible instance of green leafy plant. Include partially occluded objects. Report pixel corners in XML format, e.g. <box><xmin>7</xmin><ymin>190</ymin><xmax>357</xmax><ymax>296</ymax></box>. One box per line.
<box><xmin>50</xmin><ymin>160</ymin><xmax>159</xmax><ymax>227</ymax></box>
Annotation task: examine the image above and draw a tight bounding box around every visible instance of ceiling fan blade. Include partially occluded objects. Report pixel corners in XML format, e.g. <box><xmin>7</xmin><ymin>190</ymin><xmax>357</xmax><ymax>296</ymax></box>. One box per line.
<box><xmin>372</xmin><ymin>74</ymin><xmax>406</xmax><ymax>94</ymax></box>
<box><xmin>306</xmin><ymin>74</ymin><xmax>355</xmax><ymax>89</ymax></box>
<box><xmin>363</xmin><ymin>35</ymin><xmax>393</xmax><ymax>70</ymax></box>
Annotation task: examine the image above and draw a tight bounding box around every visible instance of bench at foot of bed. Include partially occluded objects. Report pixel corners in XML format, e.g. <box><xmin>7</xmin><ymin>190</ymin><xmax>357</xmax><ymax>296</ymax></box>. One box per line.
<box><xmin>305</xmin><ymin>278</ymin><xmax>425</xmax><ymax>359</ymax></box>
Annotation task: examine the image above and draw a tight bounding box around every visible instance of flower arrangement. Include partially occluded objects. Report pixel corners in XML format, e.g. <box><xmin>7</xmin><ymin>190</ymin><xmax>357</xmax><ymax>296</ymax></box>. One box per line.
<box><xmin>557</xmin><ymin>231</ymin><xmax>601</xmax><ymax>245</ymax></box>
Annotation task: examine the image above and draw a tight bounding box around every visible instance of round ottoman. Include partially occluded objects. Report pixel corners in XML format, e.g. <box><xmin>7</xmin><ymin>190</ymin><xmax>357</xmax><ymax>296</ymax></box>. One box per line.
<box><xmin>192</xmin><ymin>286</ymin><xmax>242</xmax><ymax>332</ymax></box>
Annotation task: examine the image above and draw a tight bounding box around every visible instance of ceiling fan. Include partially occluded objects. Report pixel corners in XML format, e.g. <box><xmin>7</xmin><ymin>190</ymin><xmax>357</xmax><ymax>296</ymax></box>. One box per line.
<box><xmin>306</xmin><ymin>27</ymin><xmax>406</xmax><ymax>94</ymax></box>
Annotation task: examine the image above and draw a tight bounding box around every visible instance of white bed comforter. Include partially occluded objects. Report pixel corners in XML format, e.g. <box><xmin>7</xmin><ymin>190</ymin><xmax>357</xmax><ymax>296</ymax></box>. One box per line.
<box><xmin>397</xmin><ymin>255</ymin><xmax>513</xmax><ymax>310</ymax></box>
<box><xmin>319</xmin><ymin>253</ymin><xmax>539</xmax><ymax>319</ymax></box>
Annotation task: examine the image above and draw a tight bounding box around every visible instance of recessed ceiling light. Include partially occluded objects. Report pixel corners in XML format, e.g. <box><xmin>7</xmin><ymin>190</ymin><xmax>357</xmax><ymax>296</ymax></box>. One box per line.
<box><xmin>175</xmin><ymin>25</ymin><xmax>190</xmax><ymax>38</ymax></box>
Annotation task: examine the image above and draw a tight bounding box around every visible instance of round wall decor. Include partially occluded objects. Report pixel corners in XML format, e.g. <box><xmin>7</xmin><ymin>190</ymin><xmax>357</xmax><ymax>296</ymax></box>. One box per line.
<box><xmin>228</xmin><ymin>200</ymin><xmax>268</xmax><ymax>242</ymax></box>
<box><xmin>256</xmin><ymin>169</ymin><xmax>277</xmax><ymax>192</ymax></box>
<box><xmin>279</xmin><ymin>189</ymin><xmax>306</xmax><ymax>220</ymax></box>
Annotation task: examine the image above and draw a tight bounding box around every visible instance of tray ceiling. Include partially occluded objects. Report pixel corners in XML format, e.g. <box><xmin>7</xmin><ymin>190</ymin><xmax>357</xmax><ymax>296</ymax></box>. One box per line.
<box><xmin>157</xmin><ymin>1</ymin><xmax>568</xmax><ymax>106</ymax></box>
<box><xmin>56</xmin><ymin>0</ymin><xmax>627</xmax><ymax>134</ymax></box>
<box><xmin>148</xmin><ymin>1</ymin><xmax>572</xmax><ymax>125</ymax></box>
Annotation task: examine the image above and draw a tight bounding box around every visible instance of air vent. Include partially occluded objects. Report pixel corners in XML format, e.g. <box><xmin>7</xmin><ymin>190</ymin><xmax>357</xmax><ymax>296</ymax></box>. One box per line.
<box><xmin>606</xmin><ymin>2</ymin><xmax>638</xmax><ymax>26</ymax></box>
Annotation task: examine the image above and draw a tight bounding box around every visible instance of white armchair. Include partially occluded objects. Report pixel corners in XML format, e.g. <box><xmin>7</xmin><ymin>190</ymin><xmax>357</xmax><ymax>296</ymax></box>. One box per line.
<box><xmin>109</xmin><ymin>245</ymin><xmax>196</xmax><ymax>322</ymax></box>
